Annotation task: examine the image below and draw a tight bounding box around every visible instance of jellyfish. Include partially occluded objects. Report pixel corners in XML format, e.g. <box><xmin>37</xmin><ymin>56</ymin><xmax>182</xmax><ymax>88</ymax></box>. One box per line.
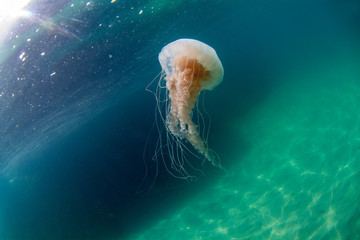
<box><xmin>147</xmin><ymin>38</ymin><xmax>224</xmax><ymax>179</ymax></box>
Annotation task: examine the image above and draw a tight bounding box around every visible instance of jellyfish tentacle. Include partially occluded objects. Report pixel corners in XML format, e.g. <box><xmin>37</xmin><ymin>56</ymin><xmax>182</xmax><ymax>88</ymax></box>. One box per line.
<box><xmin>163</xmin><ymin>55</ymin><xmax>220</xmax><ymax>166</ymax></box>
<box><xmin>144</xmin><ymin>39</ymin><xmax>224</xmax><ymax>181</ymax></box>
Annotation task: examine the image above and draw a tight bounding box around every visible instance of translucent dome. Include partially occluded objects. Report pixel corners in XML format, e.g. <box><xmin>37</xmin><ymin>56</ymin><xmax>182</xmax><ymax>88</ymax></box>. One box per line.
<box><xmin>158</xmin><ymin>38</ymin><xmax>224</xmax><ymax>90</ymax></box>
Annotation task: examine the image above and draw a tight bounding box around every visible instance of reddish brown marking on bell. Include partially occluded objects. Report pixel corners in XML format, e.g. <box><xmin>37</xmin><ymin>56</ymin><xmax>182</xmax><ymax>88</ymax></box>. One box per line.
<box><xmin>156</xmin><ymin>39</ymin><xmax>223</xmax><ymax>168</ymax></box>
<box><xmin>169</xmin><ymin>56</ymin><xmax>210</xmax><ymax>112</ymax></box>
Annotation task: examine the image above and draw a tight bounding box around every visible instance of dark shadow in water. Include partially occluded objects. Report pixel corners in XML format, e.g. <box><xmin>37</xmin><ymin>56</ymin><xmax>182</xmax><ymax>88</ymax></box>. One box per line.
<box><xmin>207</xmin><ymin>47</ymin><xmax>280</xmax><ymax>170</ymax></box>
<box><xmin>0</xmin><ymin>11</ymin><xmax>280</xmax><ymax>240</ymax></box>
<box><xmin>0</xmin><ymin>89</ymin><xmax>213</xmax><ymax>240</ymax></box>
<box><xmin>2</xmin><ymin>0</ymin><xmax>358</xmax><ymax>239</ymax></box>
<box><xmin>0</xmin><ymin>55</ymin><xmax>276</xmax><ymax>240</ymax></box>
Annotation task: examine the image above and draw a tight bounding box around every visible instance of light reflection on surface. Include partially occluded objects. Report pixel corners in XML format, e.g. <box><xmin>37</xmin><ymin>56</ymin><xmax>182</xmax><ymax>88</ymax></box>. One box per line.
<box><xmin>0</xmin><ymin>0</ymin><xmax>32</xmax><ymax>43</ymax></box>
<box><xmin>0</xmin><ymin>0</ymin><xmax>31</xmax><ymax>21</ymax></box>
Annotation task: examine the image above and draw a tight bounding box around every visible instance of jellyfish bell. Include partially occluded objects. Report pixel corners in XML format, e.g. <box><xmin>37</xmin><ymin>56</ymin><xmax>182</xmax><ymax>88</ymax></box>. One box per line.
<box><xmin>158</xmin><ymin>39</ymin><xmax>224</xmax><ymax>91</ymax></box>
<box><xmin>146</xmin><ymin>38</ymin><xmax>224</xmax><ymax>180</ymax></box>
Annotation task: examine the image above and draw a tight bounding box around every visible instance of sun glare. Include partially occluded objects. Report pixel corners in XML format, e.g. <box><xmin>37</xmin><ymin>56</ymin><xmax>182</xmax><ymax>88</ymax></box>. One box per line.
<box><xmin>0</xmin><ymin>0</ymin><xmax>32</xmax><ymax>44</ymax></box>
<box><xmin>0</xmin><ymin>0</ymin><xmax>32</xmax><ymax>22</ymax></box>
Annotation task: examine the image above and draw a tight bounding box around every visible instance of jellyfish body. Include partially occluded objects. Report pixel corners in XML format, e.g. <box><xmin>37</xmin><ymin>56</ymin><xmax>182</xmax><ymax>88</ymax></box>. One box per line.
<box><xmin>147</xmin><ymin>39</ymin><xmax>223</xmax><ymax>178</ymax></box>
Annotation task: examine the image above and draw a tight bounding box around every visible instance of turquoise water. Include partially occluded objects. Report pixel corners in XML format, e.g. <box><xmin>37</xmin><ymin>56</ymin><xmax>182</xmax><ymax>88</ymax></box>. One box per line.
<box><xmin>0</xmin><ymin>0</ymin><xmax>359</xmax><ymax>239</ymax></box>
<box><xmin>134</xmin><ymin>63</ymin><xmax>360</xmax><ymax>239</ymax></box>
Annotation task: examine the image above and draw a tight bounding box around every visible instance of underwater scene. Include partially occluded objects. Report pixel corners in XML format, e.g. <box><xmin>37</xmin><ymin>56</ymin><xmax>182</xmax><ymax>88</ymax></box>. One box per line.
<box><xmin>0</xmin><ymin>0</ymin><xmax>359</xmax><ymax>239</ymax></box>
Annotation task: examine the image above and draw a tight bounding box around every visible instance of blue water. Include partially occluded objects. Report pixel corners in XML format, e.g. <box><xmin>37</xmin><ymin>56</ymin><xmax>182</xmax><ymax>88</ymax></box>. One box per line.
<box><xmin>0</xmin><ymin>0</ymin><xmax>359</xmax><ymax>239</ymax></box>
